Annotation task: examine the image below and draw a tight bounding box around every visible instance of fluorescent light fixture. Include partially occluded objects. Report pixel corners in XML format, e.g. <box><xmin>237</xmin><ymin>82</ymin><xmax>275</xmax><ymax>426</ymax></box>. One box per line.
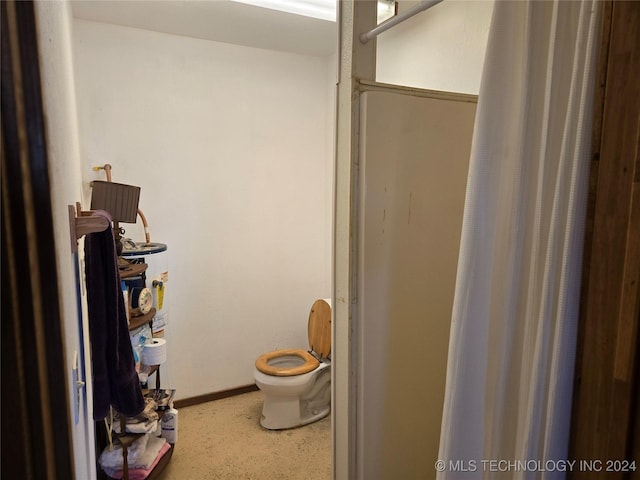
<box><xmin>231</xmin><ymin>0</ymin><xmax>337</xmax><ymax>22</ymax></box>
<box><xmin>377</xmin><ymin>0</ymin><xmax>396</xmax><ymax>24</ymax></box>
<box><xmin>231</xmin><ymin>0</ymin><xmax>396</xmax><ymax>24</ymax></box>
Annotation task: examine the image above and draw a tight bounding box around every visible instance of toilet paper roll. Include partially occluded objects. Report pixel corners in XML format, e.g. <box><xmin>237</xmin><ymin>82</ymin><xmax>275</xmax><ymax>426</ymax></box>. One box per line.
<box><xmin>142</xmin><ymin>339</ymin><xmax>167</xmax><ymax>364</ymax></box>
<box><xmin>141</xmin><ymin>338</ymin><xmax>167</xmax><ymax>365</ymax></box>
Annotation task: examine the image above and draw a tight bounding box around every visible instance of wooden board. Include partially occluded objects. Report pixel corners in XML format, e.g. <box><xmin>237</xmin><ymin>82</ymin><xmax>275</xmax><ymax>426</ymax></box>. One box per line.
<box><xmin>569</xmin><ymin>2</ymin><xmax>640</xmax><ymax>477</ymax></box>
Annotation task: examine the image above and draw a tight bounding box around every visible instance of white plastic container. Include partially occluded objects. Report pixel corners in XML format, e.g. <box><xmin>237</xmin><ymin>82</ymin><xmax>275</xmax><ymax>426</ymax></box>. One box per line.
<box><xmin>122</xmin><ymin>281</ymin><xmax>130</xmax><ymax>325</ymax></box>
<box><xmin>161</xmin><ymin>407</ymin><xmax>178</xmax><ymax>444</ymax></box>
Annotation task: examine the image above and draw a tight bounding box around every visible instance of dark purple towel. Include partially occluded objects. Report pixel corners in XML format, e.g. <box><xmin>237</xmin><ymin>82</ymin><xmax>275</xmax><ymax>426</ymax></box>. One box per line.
<box><xmin>84</xmin><ymin>210</ymin><xmax>144</xmax><ymax>420</ymax></box>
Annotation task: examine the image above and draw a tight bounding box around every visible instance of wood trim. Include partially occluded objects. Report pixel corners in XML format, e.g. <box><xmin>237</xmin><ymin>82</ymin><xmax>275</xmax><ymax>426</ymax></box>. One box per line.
<box><xmin>570</xmin><ymin>1</ymin><xmax>640</xmax><ymax>477</ymax></box>
<box><xmin>173</xmin><ymin>384</ymin><xmax>259</xmax><ymax>409</ymax></box>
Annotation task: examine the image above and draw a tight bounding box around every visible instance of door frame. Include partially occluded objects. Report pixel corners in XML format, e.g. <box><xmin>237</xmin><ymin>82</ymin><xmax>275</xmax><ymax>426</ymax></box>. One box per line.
<box><xmin>1</xmin><ymin>0</ymin><xmax>74</xmax><ymax>477</ymax></box>
<box><xmin>569</xmin><ymin>1</ymin><xmax>640</xmax><ymax>475</ymax></box>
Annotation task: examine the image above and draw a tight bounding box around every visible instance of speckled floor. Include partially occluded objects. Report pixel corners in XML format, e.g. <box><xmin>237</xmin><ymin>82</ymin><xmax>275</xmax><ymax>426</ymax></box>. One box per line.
<box><xmin>156</xmin><ymin>390</ymin><xmax>331</xmax><ymax>480</ymax></box>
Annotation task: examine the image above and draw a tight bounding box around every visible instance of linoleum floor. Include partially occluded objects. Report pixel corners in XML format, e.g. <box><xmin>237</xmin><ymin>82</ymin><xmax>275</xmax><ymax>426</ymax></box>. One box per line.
<box><xmin>156</xmin><ymin>390</ymin><xmax>331</xmax><ymax>480</ymax></box>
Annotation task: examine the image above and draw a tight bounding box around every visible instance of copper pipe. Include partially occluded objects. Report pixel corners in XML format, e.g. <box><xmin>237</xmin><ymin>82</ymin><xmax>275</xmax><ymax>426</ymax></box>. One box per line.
<box><xmin>137</xmin><ymin>207</ymin><xmax>151</xmax><ymax>245</ymax></box>
<box><xmin>104</xmin><ymin>163</ymin><xmax>112</xmax><ymax>182</ymax></box>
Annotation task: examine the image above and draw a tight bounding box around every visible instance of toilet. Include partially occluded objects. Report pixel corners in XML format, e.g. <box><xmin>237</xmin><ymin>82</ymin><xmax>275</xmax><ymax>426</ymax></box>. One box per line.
<box><xmin>254</xmin><ymin>298</ymin><xmax>332</xmax><ymax>430</ymax></box>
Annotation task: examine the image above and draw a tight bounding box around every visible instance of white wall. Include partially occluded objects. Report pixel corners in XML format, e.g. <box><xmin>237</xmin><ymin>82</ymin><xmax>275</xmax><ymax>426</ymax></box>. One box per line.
<box><xmin>376</xmin><ymin>0</ymin><xmax>494</xmax><ymax>94</ymax></box>
<box><xmin>72</xmin><ymin>20</ymin><xmax>335</xmax><ymax>399</ymax></box>
<box><xmin>34</xmin><ymin>2</ymin><xmax>96</xmax><ymax>478</ymax></box>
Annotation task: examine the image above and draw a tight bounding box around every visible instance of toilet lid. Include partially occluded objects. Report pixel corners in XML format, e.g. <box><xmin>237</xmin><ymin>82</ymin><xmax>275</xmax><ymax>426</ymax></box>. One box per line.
<box><xmin>308</xmin><ymin>299</ymin><xmax>331</xmax><ymax>358</ymax></box>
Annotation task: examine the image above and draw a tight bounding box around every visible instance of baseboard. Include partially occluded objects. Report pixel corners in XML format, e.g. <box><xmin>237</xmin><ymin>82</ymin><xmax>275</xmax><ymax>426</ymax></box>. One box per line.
<box><xmin>173</xmin><ymin>384</ymin><xmax>259</xmax><ymax>409</ymax></box>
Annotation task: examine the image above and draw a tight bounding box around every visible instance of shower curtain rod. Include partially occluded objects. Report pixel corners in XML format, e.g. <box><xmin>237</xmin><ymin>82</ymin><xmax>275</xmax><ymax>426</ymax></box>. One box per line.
<box><xmin>359</xmin><ymin>0</ymin><xmax>444</xmax><ymax>44</ymax></box>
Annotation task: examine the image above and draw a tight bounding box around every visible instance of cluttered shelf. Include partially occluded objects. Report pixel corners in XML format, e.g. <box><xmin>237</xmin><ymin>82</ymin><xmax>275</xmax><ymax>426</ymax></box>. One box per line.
<box><xmin>74</xmin><ymin>167</ymin><xmax>174</xmax><ymax>480</ymax></box>
<box><xmin>128</xmin><ymin>308</ymin><xmax>156</xmax><ymax>331</ymax></box>
<box><xmin>140</xmin><ymin>445</ymin><xmax>173</xmax><ymax>480</ymax></box>
<box><xmin>119</xmin><ymin>261</ymin><xmax>148</xmax><ymax>280</ymax></box>
<box><xmin>99</xmin><ymin>389</ymin><xmax>177</xmax><ymax>480</ymax></box>
<box><xmin>102</xmin><ymin>254</ymin><xmax>173</xmax><ymax>480</ymax></box>
<box><xmin>102</xmin><ymin>436</ymin><xmax>174</xmax><ymax>480</ymax></box>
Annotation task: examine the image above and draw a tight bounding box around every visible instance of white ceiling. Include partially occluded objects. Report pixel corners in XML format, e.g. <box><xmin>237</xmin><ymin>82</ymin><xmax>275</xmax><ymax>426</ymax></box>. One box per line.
<box><xmin>70</xmin><ymin>0</ymin><xmax>337</xmax><ymax>57</ymax></box>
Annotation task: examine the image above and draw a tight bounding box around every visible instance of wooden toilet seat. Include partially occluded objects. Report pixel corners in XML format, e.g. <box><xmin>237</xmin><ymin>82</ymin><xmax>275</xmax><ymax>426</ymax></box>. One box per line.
<box><xmin>255</xmin><ymin>299</ymin><xmax>332</xmax><ymax>377</ymax></box>
<box><xmin>255</xmin><ymin>349</ymin><xmax>319</xmax><ymax>376</ymax></box>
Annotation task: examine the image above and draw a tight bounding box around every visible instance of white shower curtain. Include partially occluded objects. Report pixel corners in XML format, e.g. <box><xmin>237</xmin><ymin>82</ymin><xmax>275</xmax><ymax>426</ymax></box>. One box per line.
<box><xmin>437</xmin><ymin>1</ymin><xmax>600</xmax><ymax>479</ymax></box>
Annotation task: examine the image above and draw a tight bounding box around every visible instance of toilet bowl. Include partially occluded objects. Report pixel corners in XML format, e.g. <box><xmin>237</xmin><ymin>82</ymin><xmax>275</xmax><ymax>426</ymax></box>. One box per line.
<box><xmin>254</xmin><ymin>298</ymin><xmax>332</xmax><ymax>430</ymax></box>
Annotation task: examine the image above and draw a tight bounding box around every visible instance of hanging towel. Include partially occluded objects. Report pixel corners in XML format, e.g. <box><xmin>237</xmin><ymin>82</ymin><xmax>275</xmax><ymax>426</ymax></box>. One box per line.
<box><xmin>85</xmin><ymin>210</ymin><xmax>145</xmax><ymax>420</ymax></box>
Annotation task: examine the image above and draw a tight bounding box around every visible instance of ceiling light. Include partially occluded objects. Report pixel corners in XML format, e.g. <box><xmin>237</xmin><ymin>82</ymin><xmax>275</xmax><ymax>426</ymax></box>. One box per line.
<box><xmin>231</xmin><ymin>0</ymin><xmax>397</xmax><ymax>25</ymax></box>
<box><xmin>377</xmin><ymin>0</ymin><xmax>397</xmax><ymax>24</ymax></box>
<box><xmin>231</xmin><ymin>0</ymin><xmax>337</xmax><ymax>22</ymax></box>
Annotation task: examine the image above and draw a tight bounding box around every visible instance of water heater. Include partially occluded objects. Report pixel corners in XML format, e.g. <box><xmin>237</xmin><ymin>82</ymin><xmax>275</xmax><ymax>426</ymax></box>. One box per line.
<box><xmin>122</xmin><ymin>242</ymin><xmax>169</xmax><ymax>334</ymax></box>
